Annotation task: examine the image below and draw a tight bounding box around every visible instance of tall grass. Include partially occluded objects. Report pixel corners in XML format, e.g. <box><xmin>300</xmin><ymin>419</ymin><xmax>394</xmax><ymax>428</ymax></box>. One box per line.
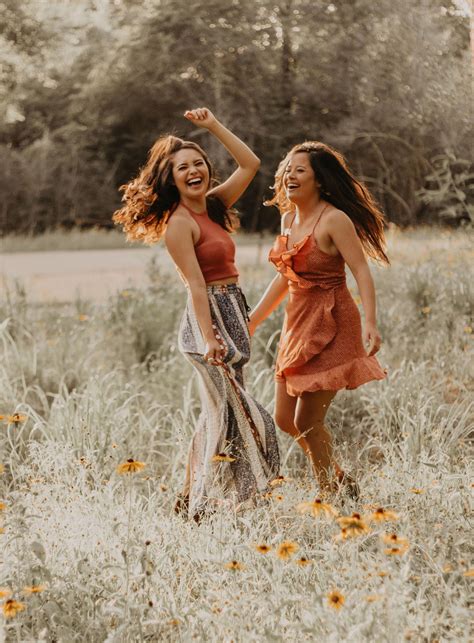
<box><xmin>0</xmin><ymin>232</ymin><xmax>472</xmax><ymax>641</ymax></box>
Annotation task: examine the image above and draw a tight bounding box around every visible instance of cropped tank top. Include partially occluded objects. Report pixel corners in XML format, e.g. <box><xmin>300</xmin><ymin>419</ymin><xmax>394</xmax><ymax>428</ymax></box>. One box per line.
<box><xmin>182</xmin><ymin>203</ymin><xmax>239</xmax><ymax>282</ymax></box>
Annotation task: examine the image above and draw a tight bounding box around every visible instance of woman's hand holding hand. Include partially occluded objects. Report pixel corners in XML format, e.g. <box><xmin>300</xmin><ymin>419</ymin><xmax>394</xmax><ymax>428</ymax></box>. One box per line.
<box><xmin>363</xmin><ymin>322</ymin><xmax>381</xmax><ymax>356</ymax></box>
<box><xmin>184</xmin><ymin>107</ymin><xmax>218</xmax><ymax>130</ymax></box>
<box><xmin>203</xmin><ymin>335</ymin><xmax>226</xmax><ymax>366</ymax></box>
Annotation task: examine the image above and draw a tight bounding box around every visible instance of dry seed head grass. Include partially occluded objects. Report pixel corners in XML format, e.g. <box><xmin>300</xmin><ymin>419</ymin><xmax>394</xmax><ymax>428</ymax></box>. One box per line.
<box><xmin>0</xmin><ymin>230</ymin><xmax>472</xmax><ymax>640</ymax></box>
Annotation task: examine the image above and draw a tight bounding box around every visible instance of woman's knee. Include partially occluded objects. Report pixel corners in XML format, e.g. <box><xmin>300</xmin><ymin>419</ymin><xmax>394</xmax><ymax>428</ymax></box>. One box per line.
<box><xmin>294</xmin><ymin>416</ymin><xmax>325</xmax><ymax>436</ymax></box>
<box><xmin>275</xmin><ymin>410</ymin><xmax>296</xmax><ymax>435</ymax></box>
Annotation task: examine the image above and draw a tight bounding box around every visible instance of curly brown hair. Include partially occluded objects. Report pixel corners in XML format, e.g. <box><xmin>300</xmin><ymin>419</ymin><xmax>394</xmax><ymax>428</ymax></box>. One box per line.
<box><xmin>266</xmin><ymin>141</ymin><xmax>389</xmax><ymax>264</ymax></box>
<box><xmin>113</xmin><ymin>135</ymin><xmax>237</xmax><ymax>244</ymax></box>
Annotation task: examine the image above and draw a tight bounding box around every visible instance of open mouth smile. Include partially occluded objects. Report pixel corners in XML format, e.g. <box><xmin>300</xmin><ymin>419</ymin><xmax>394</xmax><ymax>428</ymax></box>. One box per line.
<box><xmin>286</xmin><ymin>182</ymin><xmax>300</xmax><ymax>191</ymax></box>
<box><xmin>187</xmin><ymin>177</ymin><xmax>204</xmax><ymax>187</ymax></box>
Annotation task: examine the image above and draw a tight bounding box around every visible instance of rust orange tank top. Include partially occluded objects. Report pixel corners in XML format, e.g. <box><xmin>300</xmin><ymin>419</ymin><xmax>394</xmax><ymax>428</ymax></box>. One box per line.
<box><xmin>183</xmin><ymin>203</ymin><xmax>239</xmax><ymax>283</ymax></box>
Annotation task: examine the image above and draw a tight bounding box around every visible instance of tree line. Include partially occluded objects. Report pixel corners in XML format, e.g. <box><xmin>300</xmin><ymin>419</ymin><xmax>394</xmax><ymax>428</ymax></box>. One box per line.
<box><xmin>0</xmin><ymin>0</ymin><xmax>471</xmax><ymax>235</ymax></box>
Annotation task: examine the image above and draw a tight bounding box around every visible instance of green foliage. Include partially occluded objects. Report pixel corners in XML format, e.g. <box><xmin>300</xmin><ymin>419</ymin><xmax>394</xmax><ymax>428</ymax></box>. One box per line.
<box><xmin>0</xmin><ymin>0</ymin><xmax>471</xmax><ymax>232</ymax></box>
<box><xmin>417</xmin><ymin>153</ymin><xmax>474</xmax><ymax>224</ymax></box>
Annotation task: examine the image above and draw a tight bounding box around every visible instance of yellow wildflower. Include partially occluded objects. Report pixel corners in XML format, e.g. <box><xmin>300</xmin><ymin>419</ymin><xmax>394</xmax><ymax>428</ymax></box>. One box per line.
<box><xmin>409</xmin><ymin>488</ymin><xmax>425</xmax><ymax>494</ymax></box>
<box><xmin>365</xmin><ymin>595</ymin><xmax>382</xmax><ymax>603</ymax></box>
<box><xmin>212</xmin><ymin>453</ymin><xmax>236</xmax><ymax>463</ymax></box>
<box><xmin>224</xmin><ymin>560</ymin><xmax>244</xmax><ymax>571</ymax></box>
<box><xmin>462</xmin><ymin>569</ymin><xmax>474</xmax><ymax>577</ymax></box>
<box><xmin>336</xmin><ymin>513</ymin><xmax>370</xmax><ymax>537</ymax></box>
<box><xmin>270</xmin><ymin>475</ymin><xmax>292</xmax><ymax>487</ymax></box>
<box><xmin>296</xmin><ymin>557</ymin><xmax>311</xmax><ymax>566</ymax></box>
<box><xmin>370</xmin><ymin>507</ymin><xmax>399</xmax><ymax>523</ymax></box>
<box><xmin>384</xmin><ymin>546</ymin><xmax>408</xmax><ymax>556</ymax></box>
<box><xmin>2</xmin><ymin>599</ymin><xmax>25</xmax><ymax>618</ymax></box>
<box><xmin>276</xmin><ymin>541</ymin><xmax>299</xmax><ymax>560</ymax></box>
<box><xmin>22</xmin><ymin>584</ymin><xmax>47</xmax><ymax>594</ymax></box>
<box><xmin>327</xmin><ymin>590</ymin><xmax>345</xmax><ymax>609</ymax></box>
<box><xmin>0</xmin><ymin>502</ymin><xmax>6</xmax><ymax>512</ymax></box>
<box><xmin>254</xmin><ymin>544</ymin><xmax>272</xmax><ymax>554</ymax></box>
<box><xmin>7</xmin><ymin>414</ymin><xmax>27</xmax><ymax>424</ymax></box>
<box><xmin>78</xmin><ymin>314</ymin><xmax>89</xmax><ymax>322</ymax></box>
<box><xmin>381</xmin><ymin>533</ymin><xmax>409</xmax><ymax>548</ymax></box>
<box><xmin>0</xmin><ymin>588</ymin><xmax>12</xmax><ymax>598</ymax></box>
<box><xmin>116</xmin><ymin>459</ymin><xmax>146</xmax><ymax>474</ymax></box>
<box><xmin>297</xmin><ymin>498</ymin><xmax>338</xmax><ymax>518</ymax></box>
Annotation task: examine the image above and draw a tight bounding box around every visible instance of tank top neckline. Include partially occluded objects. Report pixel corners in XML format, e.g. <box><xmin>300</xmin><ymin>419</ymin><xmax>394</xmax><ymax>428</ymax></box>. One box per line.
<box><xmin>281</xmin><ymin>203</ymin><xmax>337</xmax><ymax>257</ymax></box>
<box><xmin>180</xmin><ymin>201</ymin><xmax>207</xmax><ymax>217</ymax></box>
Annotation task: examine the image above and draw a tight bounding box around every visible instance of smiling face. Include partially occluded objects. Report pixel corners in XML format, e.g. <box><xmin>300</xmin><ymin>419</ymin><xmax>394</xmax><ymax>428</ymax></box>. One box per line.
<box><xmin>171</xmin><ymin>148</ymin><xmax>210</xmax><ymax>200</ymax></box>
<box><xmin>283</xmin><ymin>152</ymin><xmax>320</xmax><ymax>204</ymax></box>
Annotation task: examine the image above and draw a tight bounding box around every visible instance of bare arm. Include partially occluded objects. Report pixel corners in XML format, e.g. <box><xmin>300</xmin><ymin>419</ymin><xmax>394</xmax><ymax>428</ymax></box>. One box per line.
<box><xmin>165</xmin><ymin>217</ymin><xmax>224</xmax><ymax>363</ymax></box>
<box><xmin>248</xmin><ymin>213</ymin><xmax>291</xmax><ymax>335</ymax></box>
<box><xmin>248</xmin><ymin>273</ymin><xmax>289</xmax><ymax>336</ymax></box>
<box><xmin>184</xmin><ymin>107</ymin><xmax>260</xmax><ymax>207</ymax></box>
<box><xmin>326</xmin><ymin>211</ymin><xmax>381</xmax><ymax>356</ymax></box>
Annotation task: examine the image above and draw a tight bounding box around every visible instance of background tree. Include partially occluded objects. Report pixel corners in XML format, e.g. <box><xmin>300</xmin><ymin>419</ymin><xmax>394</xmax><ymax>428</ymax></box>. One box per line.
<box><xmin>0</xmin><ymin>0</ymin><xmax>471</xmax><ymax>234</ymax></box>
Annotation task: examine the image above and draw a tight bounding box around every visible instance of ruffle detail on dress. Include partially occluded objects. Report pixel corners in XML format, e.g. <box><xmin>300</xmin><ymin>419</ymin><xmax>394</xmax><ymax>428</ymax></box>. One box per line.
<box><xmin>269</xmin><ymin>235</ymin><xmax>320</xmax><ymax>290</ymax></box>
<box><xmin>269</xmin><ymin>235</ymin><xmax>345</xmax><ymax>291</ymax></box>
<box><xmin>276</xmin><ymin>289</ymin><xmax>337</xmax><ymax>376</ymax></box>
<box><xmin>281</xmin><ymin>356</ymin><xmax>387</xmax><ymax>397</ymax></box>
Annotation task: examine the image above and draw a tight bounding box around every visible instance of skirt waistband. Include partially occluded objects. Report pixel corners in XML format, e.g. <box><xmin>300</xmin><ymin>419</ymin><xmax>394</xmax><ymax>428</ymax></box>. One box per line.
<box><xmin>205</xmin><ymin>283</ymin><xmax>241</xmax><ymax>293</ymax></box>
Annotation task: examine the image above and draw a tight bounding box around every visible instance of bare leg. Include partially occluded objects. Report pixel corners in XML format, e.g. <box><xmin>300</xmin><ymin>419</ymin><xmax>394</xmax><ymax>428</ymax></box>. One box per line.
<box><xmin>295</xmin><ymin>390</ymin><xmax>342</xmax><ymax>491</ymax></box>
<box><xmin>274</xmin><ymin>381</ymin><xmax>312</xmax><ymax>458</ymax></box>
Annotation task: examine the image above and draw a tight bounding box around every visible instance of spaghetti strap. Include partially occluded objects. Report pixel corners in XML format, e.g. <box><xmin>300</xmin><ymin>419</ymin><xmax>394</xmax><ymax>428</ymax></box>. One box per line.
<box><xmin>312</xmin><ymin>202</ymin><xmax>331</xmax><ymax>233</ymax></box>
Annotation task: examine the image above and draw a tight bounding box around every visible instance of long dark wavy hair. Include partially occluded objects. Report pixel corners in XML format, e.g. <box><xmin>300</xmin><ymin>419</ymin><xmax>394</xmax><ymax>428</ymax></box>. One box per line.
<box><xmin>267</xmin><ymin>141</ymin><xmax>389</xmax><ymax>264</ymax></box>
<box><xmin>113</xmin><ymin>135</ymin><xmax>238</xmax><ymax>244</ymax></box>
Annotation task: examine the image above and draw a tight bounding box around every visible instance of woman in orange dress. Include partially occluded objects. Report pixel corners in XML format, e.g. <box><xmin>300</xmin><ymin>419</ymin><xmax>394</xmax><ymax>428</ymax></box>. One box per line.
<box><xmin>249</xmin><ymin>141</ymin><xmax>389</xmax><ymax>496</ymax></box>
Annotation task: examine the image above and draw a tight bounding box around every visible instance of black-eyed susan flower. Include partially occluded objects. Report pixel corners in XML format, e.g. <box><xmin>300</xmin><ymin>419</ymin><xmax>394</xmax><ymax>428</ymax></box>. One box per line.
<box><xmin>370</xmin><ymin>507</ymin><xmax>399</xmax><ymax>523</ymax></box>
<box><xmin>297</xmin><ymin>499</ymin><xmax>338</xmax><ymax>518</ymax></box>
<box><xmin>274</xmin><ymin>494</ymin><xmax>284</xmax><ymax>502</ymax></box>
<box><xmin>270</xmin><ymin>475</ymin><xmax>292</xmax><ymax>487</ymax></box>
<box><xmin>116</xmin><ymin>459</ymin><xmax>146</xmax><ymax>474</ymax></box>
<box><xmin>22</xmin><ymin>584</ymin><xmax>47</xmax><ymax>594</ymax></box>
<box><xmin>377</xmin><ymin>570</ymin><xmax>389</xmax><ymax>578</ymax></box>
<box><xmin>409</xmin><ymin>488</ymin><xmax>425</xmax><ymax>494</ymax></box>
<box><xmin>381</xmin><ymin>533</ymin><xmax>409</xmax><ymax>548</ymax></box>
<box><xmin>333</xmin><ymin>528</ymin><xmax>349</xmax><ymax>543</ymax></box>
<box><xmin>255</xmin><ymin>544</ymin><xmax>272</xmax><ymax>554</ymax></box>
<box><xmin>327</xmin><ymin>590</ymin><xmax>344</xmax><ymax>609</ymax></box>
<box><xmin>0</xmin><ymin>588</ymin><xmax>11</xmax><ymax>599</ymax></box>
<box><xmin>276</xmin><ymin>541</ymin><xmax>299</xmax><ymax>560</ymax></box>
<box><xmin>296</xmin><ymin>557</ymin><xmax>311</xmax><ymax>566</ymax></box>
<box><xmin>384</xmin><ymin>546</ymin><xmax>408</xmax><ymax>556</ymax></box>
<box><xmin>463</xmin><ymin>569</ymin><xmax>474</xmax><ymax>577</ymax></box>
<box><xmin>212</xmin><ymin>453</ymin><xmax>236</xmax><ymax>463</ymax></box>
<box><xmin>7</xmin><ymin>414</ymin><xmax>27</xmax><ymax>424</ymax></box>
<box><xmin>2</xmin><ymin>599</ymin><xmax>25</xmax><ymax>618</ymax></box>
<box><xmin>0</xmin><ymin>502</ymin><xmax>6</xmax><ymax>512</ymax></box>
<box><xmin>336</xmin><ymin>513</ymin><xmax>370</xmax><ymax>537</ymax></box>
<box><xmin>224</xmin><ymin>560</ymin><xmax>244</xmax><ymax>571</ymax></box>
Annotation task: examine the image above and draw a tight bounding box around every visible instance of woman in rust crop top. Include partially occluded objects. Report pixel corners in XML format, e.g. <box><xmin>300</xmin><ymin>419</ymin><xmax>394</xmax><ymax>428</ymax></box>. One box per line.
<box><xmin>113</xmin><ymin>108</ymin><xmax>279</xmax><ymax>520</ymax></box>
<box><xmin>249</xmin><ymin>141</ymin><xmax>389</xmax><ymax>498</ymax></box>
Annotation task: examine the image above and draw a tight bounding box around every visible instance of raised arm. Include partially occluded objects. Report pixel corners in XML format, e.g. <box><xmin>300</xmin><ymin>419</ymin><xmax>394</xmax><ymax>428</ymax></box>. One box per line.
<box><xmin>184</xmin><ymin>107</ymin><xmax>260</xmax><ymax>207</ymax></box>
<box><xmin>325</xmin><ymin>210</ymin><xmax>381</xmax><ymax>356</ymax></box>
<box><xmin>165</xmin><ymin>217</ymin><xmax>224</xmax><ymax>364</ymax></box>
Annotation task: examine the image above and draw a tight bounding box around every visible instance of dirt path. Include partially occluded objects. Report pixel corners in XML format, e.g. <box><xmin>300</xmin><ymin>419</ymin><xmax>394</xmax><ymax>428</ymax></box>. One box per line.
<box><xmin>0</xmin><ymin>244</ymin><xmax>271</xmax><ymax>302</ymax></box>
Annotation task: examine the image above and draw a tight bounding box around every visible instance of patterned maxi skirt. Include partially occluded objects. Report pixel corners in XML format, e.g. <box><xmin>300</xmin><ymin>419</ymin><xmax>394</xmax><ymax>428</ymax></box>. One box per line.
<box><xmin>178</xmin><ymin>284</ymin><xmax>280</xmax><ymax>519</ymax></box>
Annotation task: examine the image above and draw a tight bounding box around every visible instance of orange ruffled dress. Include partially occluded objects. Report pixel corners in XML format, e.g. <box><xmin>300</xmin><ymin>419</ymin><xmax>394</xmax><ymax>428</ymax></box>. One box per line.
<box><xmin>269</xmin><ymin>215</ymin><xmax>386</xmax><ymax>397</ymax></box>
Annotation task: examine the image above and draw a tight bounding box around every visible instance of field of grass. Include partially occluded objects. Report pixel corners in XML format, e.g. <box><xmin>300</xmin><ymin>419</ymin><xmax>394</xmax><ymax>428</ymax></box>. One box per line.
<box><xmin>0</xmin><ymin>229</ymin><xmax>472</xmax><ymax>641</ymax></box>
